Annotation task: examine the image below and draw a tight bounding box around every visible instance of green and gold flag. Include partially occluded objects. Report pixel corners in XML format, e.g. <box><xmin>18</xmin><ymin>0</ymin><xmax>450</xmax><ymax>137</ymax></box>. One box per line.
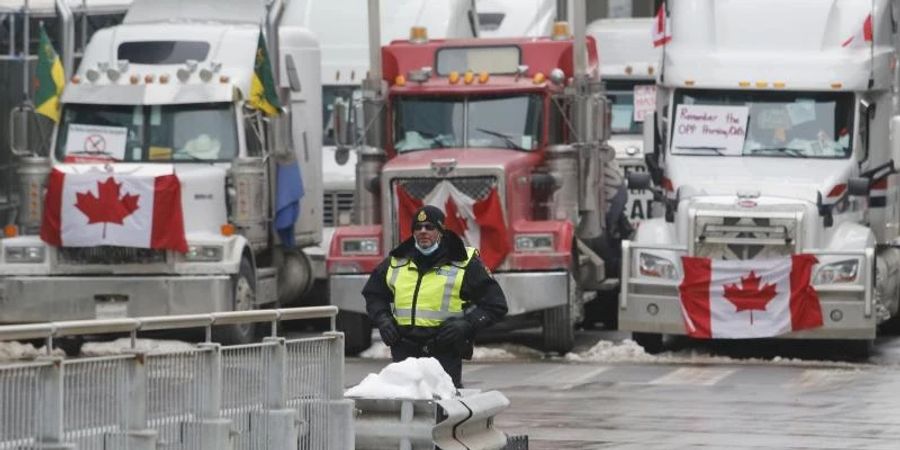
<box><xmin>34</xmin><ymin>25</ymin><xmax>64</xmax><ymax>122</ymax></box>
<box><xmin>248</xmin><ymin>32</ymin><xmax>282</xmax><ymax>117</ymax></box>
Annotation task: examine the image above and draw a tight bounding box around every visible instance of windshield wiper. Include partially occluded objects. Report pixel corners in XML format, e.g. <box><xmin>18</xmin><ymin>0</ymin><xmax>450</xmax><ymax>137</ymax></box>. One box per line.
<box><xmin>172</xmin><ymin>150</ymin><xmax>205</xmax><ymax>161</ymax></box>
<box><xmin>67</xmin><ymin>150</ymin><xmax>117</xmax><ymax>158</ymax></box>
<box><xmin>674</xmin><ymin>146</ymin><xmax>724</xmax><ymax>155</ymax></box>
<box><xmin>475</xmin><ymin>128</ymin><xmax>525</xmax><ymax>150</ymax></box>
<box><xmin>749</xmin><ymin>147</ymin><xmax>808</xmax><ymax>158</ymax></box>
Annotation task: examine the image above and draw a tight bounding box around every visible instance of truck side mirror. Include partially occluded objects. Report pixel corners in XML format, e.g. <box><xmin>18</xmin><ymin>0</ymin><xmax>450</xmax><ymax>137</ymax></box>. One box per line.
<box><xmin>627</xmin><ymin>172</ymin><xmax>651</xmax><ymax>190</ymax></box>
<box><xmin>847</xmin><ymin>177</ymin><xmax>870</xmax><ymax>197</ymax></box>
<box><xmin>332</xmin><ymin>98</ymin><xmax>352</xmax><ymax>150</ymax></box>
<box><xmin>8</xmin><ymin>104</ymin><xmax>35</xmax><ymax>157</ymax></box>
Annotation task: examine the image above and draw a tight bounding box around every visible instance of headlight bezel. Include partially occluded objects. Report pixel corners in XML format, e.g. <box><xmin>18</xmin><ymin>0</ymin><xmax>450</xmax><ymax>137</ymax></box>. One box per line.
<box><xmin>183</xmin><ymin>245</ymin><xmax>224</xmax><ymax>262</ymax></box>
<box><xmin>4</xmin><ymin>245</ymin><xmax>46</xmax><ymax>263</ymax></box>
<box><xmin>514</xmin><ymin>233</ymin><xmax>554</xmax><ymax>252</ymax></box>
<box><xmin>638</xmin><ymin>252</ymin><xmax>679</xmax><ymax>280</ymax></box>
<box><xmin>340</xmin><ymin>237</ymin><xmax>380</xmax><ymax>256</ymax></box>
<box><xmin>814</xmin><ymin>259</ymin><xmax>860</xmax><ymax>285</ymax></box>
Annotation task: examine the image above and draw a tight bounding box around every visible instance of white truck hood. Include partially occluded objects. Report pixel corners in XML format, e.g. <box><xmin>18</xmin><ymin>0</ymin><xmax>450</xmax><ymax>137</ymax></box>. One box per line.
<box><xmin>666</xmin><ymin>156</ymin><xmax>854</xmax><ymax>203</ymax></box>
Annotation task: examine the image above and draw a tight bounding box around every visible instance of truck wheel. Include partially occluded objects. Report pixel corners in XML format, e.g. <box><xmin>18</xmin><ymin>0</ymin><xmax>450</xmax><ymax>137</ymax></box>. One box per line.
<box><xmin>212</xmin><ymin>257</ymin><xmax>257</xmax><ymax>345</ymax></box>
<box><xmin>337</xmin><ymin>311</ymin><xmax>372</xmax><ymax>355</ymax></box>
<box><xmin>542</xmin><ymin>304</ymin><xmax>575</xmax><ymax>355</ymax></box>
<box><xmin>633</xmin><ymin>332</ymin><xmax>663</xmax><ymax>354</ymax></box>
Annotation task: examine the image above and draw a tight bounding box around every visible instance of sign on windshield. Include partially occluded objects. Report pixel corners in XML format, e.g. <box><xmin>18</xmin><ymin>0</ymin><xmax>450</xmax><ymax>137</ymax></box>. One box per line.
<box><xmin>633</xmin><ymin>84</ymin><xmax>656</xmax><ymax>122</ymax></box>
<box><xmin>64</xmin><ymin>124</ymin><xmax>128</xmax><ymax>160</ymax></box>
<box><xmin>671</xmin><ymin>104</ymin><xmax>749</xmax><ymax>156</ymax></box>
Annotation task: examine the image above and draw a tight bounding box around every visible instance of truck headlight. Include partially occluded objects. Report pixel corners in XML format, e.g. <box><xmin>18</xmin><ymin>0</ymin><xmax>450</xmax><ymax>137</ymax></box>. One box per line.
<box><xmin>639</xmin><ymin>253</ymin><xmax>678</xmax><ymax>280</ymax></box>
<box><xmin>814</xmin><ymin>259</ymin><xmax>859</xmax><ymax>284</ymax></box>
<box><xmin>5</xmin><ymin>246</ymin><xmax>46</xmax><ymax>263</ymax></box>
<box><xmin>184</xmin><ymin>245</ymin><xmax>224</xmax><ymax>262</ymax></box>
<box><xmin>515</xmin><ymin>234</ymin><xmax>554</xmax><ymax>252</ymax></box>
<box><xmin>341</xmin><ymin>237</ymin><xmax>379</xmax><ymax>255</ymax></box>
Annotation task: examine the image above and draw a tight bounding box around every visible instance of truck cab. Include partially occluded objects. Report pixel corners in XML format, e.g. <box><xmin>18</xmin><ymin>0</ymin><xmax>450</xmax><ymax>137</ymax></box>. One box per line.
<box><xmin>620</xmin><ymin>0</ymin><xmax>900</xmax><ymax>352</ymax></box>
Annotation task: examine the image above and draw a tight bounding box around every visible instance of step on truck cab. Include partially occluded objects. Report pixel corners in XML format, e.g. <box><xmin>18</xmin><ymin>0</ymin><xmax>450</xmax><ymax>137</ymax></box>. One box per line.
<box><xmin>621</xmin><ymin>0</ymin><xmax>900</xmax><ymax>352</ymax></box>
<box><xmin>328</xmin><ymin>0</ymin><xmax>626</xmax><ymax>354</ymax></box>
<box><xmin>0</xmin><ymin>0</ymin><xmax>322</xmax><ymax>344</ymax></box>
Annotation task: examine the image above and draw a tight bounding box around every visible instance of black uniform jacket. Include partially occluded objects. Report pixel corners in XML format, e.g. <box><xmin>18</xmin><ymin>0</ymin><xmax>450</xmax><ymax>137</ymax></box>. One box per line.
<box><xmin>361</xmin><ymin>231</ymin><xmax>508</xmax><ymax>358</ymax></box>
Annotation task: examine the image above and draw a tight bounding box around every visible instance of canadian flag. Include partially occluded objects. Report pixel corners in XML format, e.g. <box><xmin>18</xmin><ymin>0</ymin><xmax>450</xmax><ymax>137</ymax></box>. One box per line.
<box><xmin>842</xmin><ymin>13</ymin><xmax>873</xmax><ymax>48</ymax></box>
<box><xmin>679</xmin><ymin>254</ymin><xmax>823</xmax><ymax>339</ymax></box>
<box><xmin>652</xmin><ymin>2</ymin><xmax>671</xmax><ymax>47</ymax></box>
<box><xmin>41</xmin><ymin>169</ymin><xmax>188</xmax><ymax>252</ymax></box>
<box><xmin>395</xmin><ymin>181</ymin><xmax>510</xmax><ymax>269</ymax></box>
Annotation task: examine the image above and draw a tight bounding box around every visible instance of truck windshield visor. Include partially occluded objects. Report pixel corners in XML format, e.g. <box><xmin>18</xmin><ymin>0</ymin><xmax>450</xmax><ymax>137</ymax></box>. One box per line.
<box><xmin>670</xmin><ymin>89</ymin><xmax>853</xmax><ymax>159</ymax></box>
<box><xmin>55</xmin><ymin>103</ymin><xmax>237</xmax><ymax>163</ymax></box>
<box><xmin>393</xmin><ymin>94</ymin><xmax>542</xmax><ymax>152</ymax></box>
<box><xmin>607</xmin><ymin>80</ymin><xmax>650</xmax><ymax>135</ymax></box>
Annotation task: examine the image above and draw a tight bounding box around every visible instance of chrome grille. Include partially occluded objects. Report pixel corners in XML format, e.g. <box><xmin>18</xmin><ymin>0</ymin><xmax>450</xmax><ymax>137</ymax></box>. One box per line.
<box><xmin>58</xmin><ymin>246</ymin><xmax>167</xmax><ymax>265</ymax></box>
<box><xmin>323</xmin><ymin>190</ymin><xmax>355</xmax><ymax>227</ymax></box>
<box><xmin>393</xmin><ymin>176</ymin><xmax>497</xmax><ymax>201</ymax></box>
<box><xmin>694</xmin><ymin>215</ymin><xmax>798</xmax><ymax>260</ymax></box>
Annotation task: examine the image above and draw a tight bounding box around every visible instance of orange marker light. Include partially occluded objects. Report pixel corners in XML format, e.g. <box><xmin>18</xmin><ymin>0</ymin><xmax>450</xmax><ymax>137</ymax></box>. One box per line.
<box><xmin>478</xmin><ymin>71</ymin><xmax>489</xmax><ymax>84</ymax></box>
<box><xmin>159</xmin><ymin>74</ymin><xmax>170</xmax><ymax>84</ymax></box>
<box><xmin>144</xmin><ymin>74</ymin><xmax>155</xmax><ymax>84</ymax></box>
<box><xmin>532</xmin><ymin>72</ymin><xmax>546</xmax><ymax>84</ymax></box>
<box><xmin>394</xmin><ymin>75</ymin><xmax>407</xmax><ymax>86</ymax></box>
<box><xmin>448</xmin><ymin>71</ymin><xmax>460</xmax><ymax>84</ymax></box>
<box><xmin>219</xmin><ymin>75</ymin><xmax>230</xmax><ymax>83</ymax></box>
<box><xmin>3</xmin><ymin>224</ymin><xmax>17</xmax><ymax>238</ymax></box>
<box><xmin>463</xmin><ymin>71</ymin><xmax>474</xmax><ymax>84</ymax></box>
<box><xmin>130</xmin><ymin>74</ymin><xmax>140</xmax><ymax>84</ymax></box>
<box><xmin>221</xmin><ymin>224</ymin><xmax>235</xmax><ymax>237</ymax></box>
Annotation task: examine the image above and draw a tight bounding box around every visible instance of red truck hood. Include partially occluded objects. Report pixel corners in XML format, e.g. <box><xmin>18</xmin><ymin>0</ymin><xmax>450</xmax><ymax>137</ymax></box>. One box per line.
<box><xmin>383</xmin><ymin>148</ymin><xmax>540</xmax><ymax>173</ymax></box>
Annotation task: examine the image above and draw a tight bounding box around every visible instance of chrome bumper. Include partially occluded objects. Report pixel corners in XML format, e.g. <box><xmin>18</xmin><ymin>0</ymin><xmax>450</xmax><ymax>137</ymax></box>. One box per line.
<box><xmin>329</xmin><ymin>271</ymin><xmax>568</xmax><ymax>316</ymax></box>
<box><xmin>619</xmin><ymin>241</ymin><xmax>877</xmax><ymax>340</ymax></box>
<box><xmin>0</xmin><ymin>275</ymin><xmax>232</xmax><ymax>323</ymax></box>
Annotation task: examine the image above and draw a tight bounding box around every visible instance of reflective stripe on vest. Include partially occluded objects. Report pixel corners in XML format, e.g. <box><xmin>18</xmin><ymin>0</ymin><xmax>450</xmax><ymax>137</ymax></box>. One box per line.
<box><xmin>385</xmin><ymin>247</ymin><xmax>477</xmax><ymax>327</ymax></box>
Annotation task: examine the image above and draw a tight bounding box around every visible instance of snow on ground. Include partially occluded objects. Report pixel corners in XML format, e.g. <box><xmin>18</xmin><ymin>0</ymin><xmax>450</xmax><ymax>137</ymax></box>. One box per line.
<box><xmin>564</xmin><ymin>339</ymin><xmax>654</xmax><ymax>363</ymax></box>
<box><xmin>357</xmin><ymin>341</ymin><xmax>545</xmax><ymax>361</ymax></box>
<box><xmin>81</xmin><ymin>338</ymin><xmax>196</xmax><ymax>357</ymax></box>
<box><xmin>0</xmin><ymin>341</ymin><xmax>63</xmax><ymax>361</ymax></box>
<box><xmin>345</xmin><ymin>357</ymin><xmax>457</xmax><ymax>400</ymax></box>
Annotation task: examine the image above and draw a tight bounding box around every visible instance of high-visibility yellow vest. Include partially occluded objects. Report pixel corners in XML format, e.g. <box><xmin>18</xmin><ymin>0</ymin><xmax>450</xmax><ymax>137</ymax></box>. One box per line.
<box><xmin>385</xmin><ymin>247</ymin><xmax>477</xmax><ymax>327</ymax></box>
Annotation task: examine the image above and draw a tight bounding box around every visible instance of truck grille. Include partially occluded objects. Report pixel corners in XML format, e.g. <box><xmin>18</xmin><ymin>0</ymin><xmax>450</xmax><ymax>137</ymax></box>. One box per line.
<box><xmin>58</xmin><ymin>246</ymin><xmax>167</xmax><ymax>265</ymax></box>
<box><xmin>323</xmin><ymin>190</ymin><xmax>355</xmax><ymax>227</ymax></box>
<box><xmin>393</xmin><ymin>176</ymin><xmax>497</xmax><ymax>201</ymax></box>
<box><xmin>693</xmin><ymin>216</ymin><xmax>799</xmax><ymax>260</ymax></box>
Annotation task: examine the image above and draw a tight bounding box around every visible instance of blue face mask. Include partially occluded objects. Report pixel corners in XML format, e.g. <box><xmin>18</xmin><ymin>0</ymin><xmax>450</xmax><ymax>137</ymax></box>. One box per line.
<box><xmin>415</xmin><ymin>241</ymin><xmax>439</xmax><ymax>255</ymax></box>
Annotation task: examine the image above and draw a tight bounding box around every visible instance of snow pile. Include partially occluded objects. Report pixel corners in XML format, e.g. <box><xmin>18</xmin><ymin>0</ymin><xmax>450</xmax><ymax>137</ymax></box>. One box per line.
<box><xmin>81</xmin><ymin>338</ymin><xmax>196</xmax><ymax>357</ymax></box>
<box><xmin>345</xmin><ymin>357</ymin><xmax>457</xmax><ymax>400</ymax></box>
<box><xmin>0</xmin><ymin>341</ymin><xmax>63</xmax><ymax>361</ymax></box>
<box><xmin>565</xmin><ymin>339</ymin><xmax>655</xmax><ymax>363</ymax></box>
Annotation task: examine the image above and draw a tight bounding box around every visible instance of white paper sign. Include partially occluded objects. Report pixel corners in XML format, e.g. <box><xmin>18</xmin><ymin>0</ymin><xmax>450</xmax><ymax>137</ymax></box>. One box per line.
<box><xmin>671</xmin><ymin>104</ymin><xmax>749</xmax><ymax>156</ymax></box>
<box><xmin>633</xmin><ymin>84</ymin><xmax>656</xmax><ymax>122</ymax></box>
<box><xmin>65</xmin><ymin>124</ymin><xmax>128</xmax><ymax>160</ymax></box>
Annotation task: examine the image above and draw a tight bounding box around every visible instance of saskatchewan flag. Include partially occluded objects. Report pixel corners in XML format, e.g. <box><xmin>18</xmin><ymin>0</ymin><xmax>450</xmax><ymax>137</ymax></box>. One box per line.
<box><xmin>34</xmin><ymin>25</ymin><xmax>65</xmax><ymax>122</ymax></box>
<box><xmin>248</xmin><ymin>32</ymin><xmax>282</xmax><ymax>117</ymax></box>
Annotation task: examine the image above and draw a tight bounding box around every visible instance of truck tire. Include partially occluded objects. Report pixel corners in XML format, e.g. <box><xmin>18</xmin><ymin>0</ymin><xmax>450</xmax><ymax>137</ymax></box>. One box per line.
<box><xmin>337</xmin><ymin>311</ymin><xmax>372</xmax><ymax>355</ymax></box>
<box><xmin>542</xmin><ymin>304</ymin><xmax>575</xmax><ymax>355</ymax></box>
<box><xmin>212</xmin><ymin>257</ymin><xmax>257</xmax><ymax>345</ymax></box>
<box><xmin>632</xmin><ymin>332</ymin><xmax>663</xmax><ymax>354</ymax></box>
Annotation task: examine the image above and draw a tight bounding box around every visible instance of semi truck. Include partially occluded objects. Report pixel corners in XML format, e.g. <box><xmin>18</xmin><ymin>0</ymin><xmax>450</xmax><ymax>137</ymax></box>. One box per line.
<box><xmin>327</xmin><ymin>0</ymin><xmax>625</xmax><ymax>354</ymax></box>
<box><xmin>589</xmin><ymin>17</ymin><xmax>659</xmax><ymax>225</ymax></box>
<box><xmin>621</xmin><ymin>0</ymin><xmax>900</xmax><ymax>354</ymax></box>
<box><xmin>0</xmin><ymin>0</ymin><xmax>322</xmax><ymax>344</ymax></box>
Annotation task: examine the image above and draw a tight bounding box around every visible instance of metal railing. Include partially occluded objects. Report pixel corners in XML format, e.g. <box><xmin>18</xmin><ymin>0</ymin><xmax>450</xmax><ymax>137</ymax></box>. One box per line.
<box><xmin>0</xmin><ymin>306</ymin><xmax>354</xmax><ymax>450</ymax></box>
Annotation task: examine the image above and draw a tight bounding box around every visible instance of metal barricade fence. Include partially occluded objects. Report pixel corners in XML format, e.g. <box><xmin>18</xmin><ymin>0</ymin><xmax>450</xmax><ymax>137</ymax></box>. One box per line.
<box><xmin>0</xmin><ymin>306</ymin><xmax>353</xmax><ymax>450</ymax></box>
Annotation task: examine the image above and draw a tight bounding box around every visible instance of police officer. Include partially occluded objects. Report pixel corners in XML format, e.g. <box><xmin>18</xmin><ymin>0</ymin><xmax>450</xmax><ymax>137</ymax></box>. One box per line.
<box><xmin>362</xmin><ymin>205</ymin><xmax>508</xmax><ymax>388</ymax></box>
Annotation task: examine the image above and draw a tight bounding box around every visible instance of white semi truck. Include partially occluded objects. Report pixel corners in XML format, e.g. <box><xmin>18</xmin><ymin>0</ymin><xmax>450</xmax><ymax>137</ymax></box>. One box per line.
<box><xmin>621</xmin><ymin>0</ymin><xmax>900</xmax><ymax>353</ymax></box>
<box><xmin>0</xmin><ymin>0</ymin><xmax>322</xmax><ymax>344</ymax></box>
<box><xmin>589</xmin><ymin>17</ymin><xmax>659</xmax><ymax>224</ymax></box>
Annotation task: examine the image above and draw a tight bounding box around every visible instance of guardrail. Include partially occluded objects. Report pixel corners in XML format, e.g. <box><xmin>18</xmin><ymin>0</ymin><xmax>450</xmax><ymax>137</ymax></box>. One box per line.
<box><xmin>0</xmin><ymin>306</ymin><xmax>354</xmax><ymax>450</ymax></box>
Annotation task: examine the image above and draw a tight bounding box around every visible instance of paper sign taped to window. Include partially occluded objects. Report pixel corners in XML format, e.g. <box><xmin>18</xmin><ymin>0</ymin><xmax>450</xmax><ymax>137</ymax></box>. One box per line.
<box><xmin>671</xmin><ymin>104</ymin><xmax>749</xmax><ymax>156</ymax></box>
<box><xmin>65</xmin><ymin>124</ymin><xmax>128</xmax><ymax>160</ymax></box>
<box><xmin>633</xmin><ymin>84</ymin><xmax>656</xmax><ymax>122</ymax></box>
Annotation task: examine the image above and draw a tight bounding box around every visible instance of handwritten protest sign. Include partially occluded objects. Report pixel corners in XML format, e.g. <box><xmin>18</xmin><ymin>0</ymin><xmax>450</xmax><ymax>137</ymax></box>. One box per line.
<box><xmin>65</xmin><ymin>124</ymin><xmax>128</xmax><ymax>160</ymax></box>
<box><xmin>671</xmin><ymin>104</ymin><xmax>749</xmax><ymax>155</ymax></box>
<box><xmin>633</xmin><ymin>84</ymin><xmax>656</xmax><ymax>122</ymax></box>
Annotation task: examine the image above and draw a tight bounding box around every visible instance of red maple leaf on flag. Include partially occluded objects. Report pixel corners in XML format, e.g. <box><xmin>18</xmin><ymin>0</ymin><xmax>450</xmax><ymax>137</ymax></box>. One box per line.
<box><xmin>75</xmin><ymin>177</ymin><xmax>140</xmax><ymax>238</ymax></box>
<box><xmin>723</xmin><ymin>271</ymin><xmax>777</xmax><ymax>325</ymax></box>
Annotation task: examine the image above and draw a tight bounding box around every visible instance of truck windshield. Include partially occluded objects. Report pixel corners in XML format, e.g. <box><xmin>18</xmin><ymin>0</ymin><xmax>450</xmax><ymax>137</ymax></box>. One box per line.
<box><xmin>55</xmin><ymin>103</ymin><xmax>238</xmax><ymax>162</ymax></box>
<box><xmin>670</xmin><ymin>89</ymin><xmax>853</xmax><ymax>159</ymax></box>
<box><xmin>393</xmin><ymin>94</ymin><xmax>542</xmax><ymax>152</ymax></box>
<box><xmin>607</xmin><ymin>80</ymin><xmax>649</xmax><ymax>135</ymax></box>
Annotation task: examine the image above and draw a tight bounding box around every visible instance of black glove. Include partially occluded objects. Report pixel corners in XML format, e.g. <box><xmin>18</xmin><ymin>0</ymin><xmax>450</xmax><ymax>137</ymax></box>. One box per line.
<box><xmin>373</xmin><ymin>314</ymin><xmax>401</xmax><ymax>346</ymax></box>
<box><xmin>435</xmin><ymin>317</ymin><xmax>474</xmax><ymax>349</ymax></box>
